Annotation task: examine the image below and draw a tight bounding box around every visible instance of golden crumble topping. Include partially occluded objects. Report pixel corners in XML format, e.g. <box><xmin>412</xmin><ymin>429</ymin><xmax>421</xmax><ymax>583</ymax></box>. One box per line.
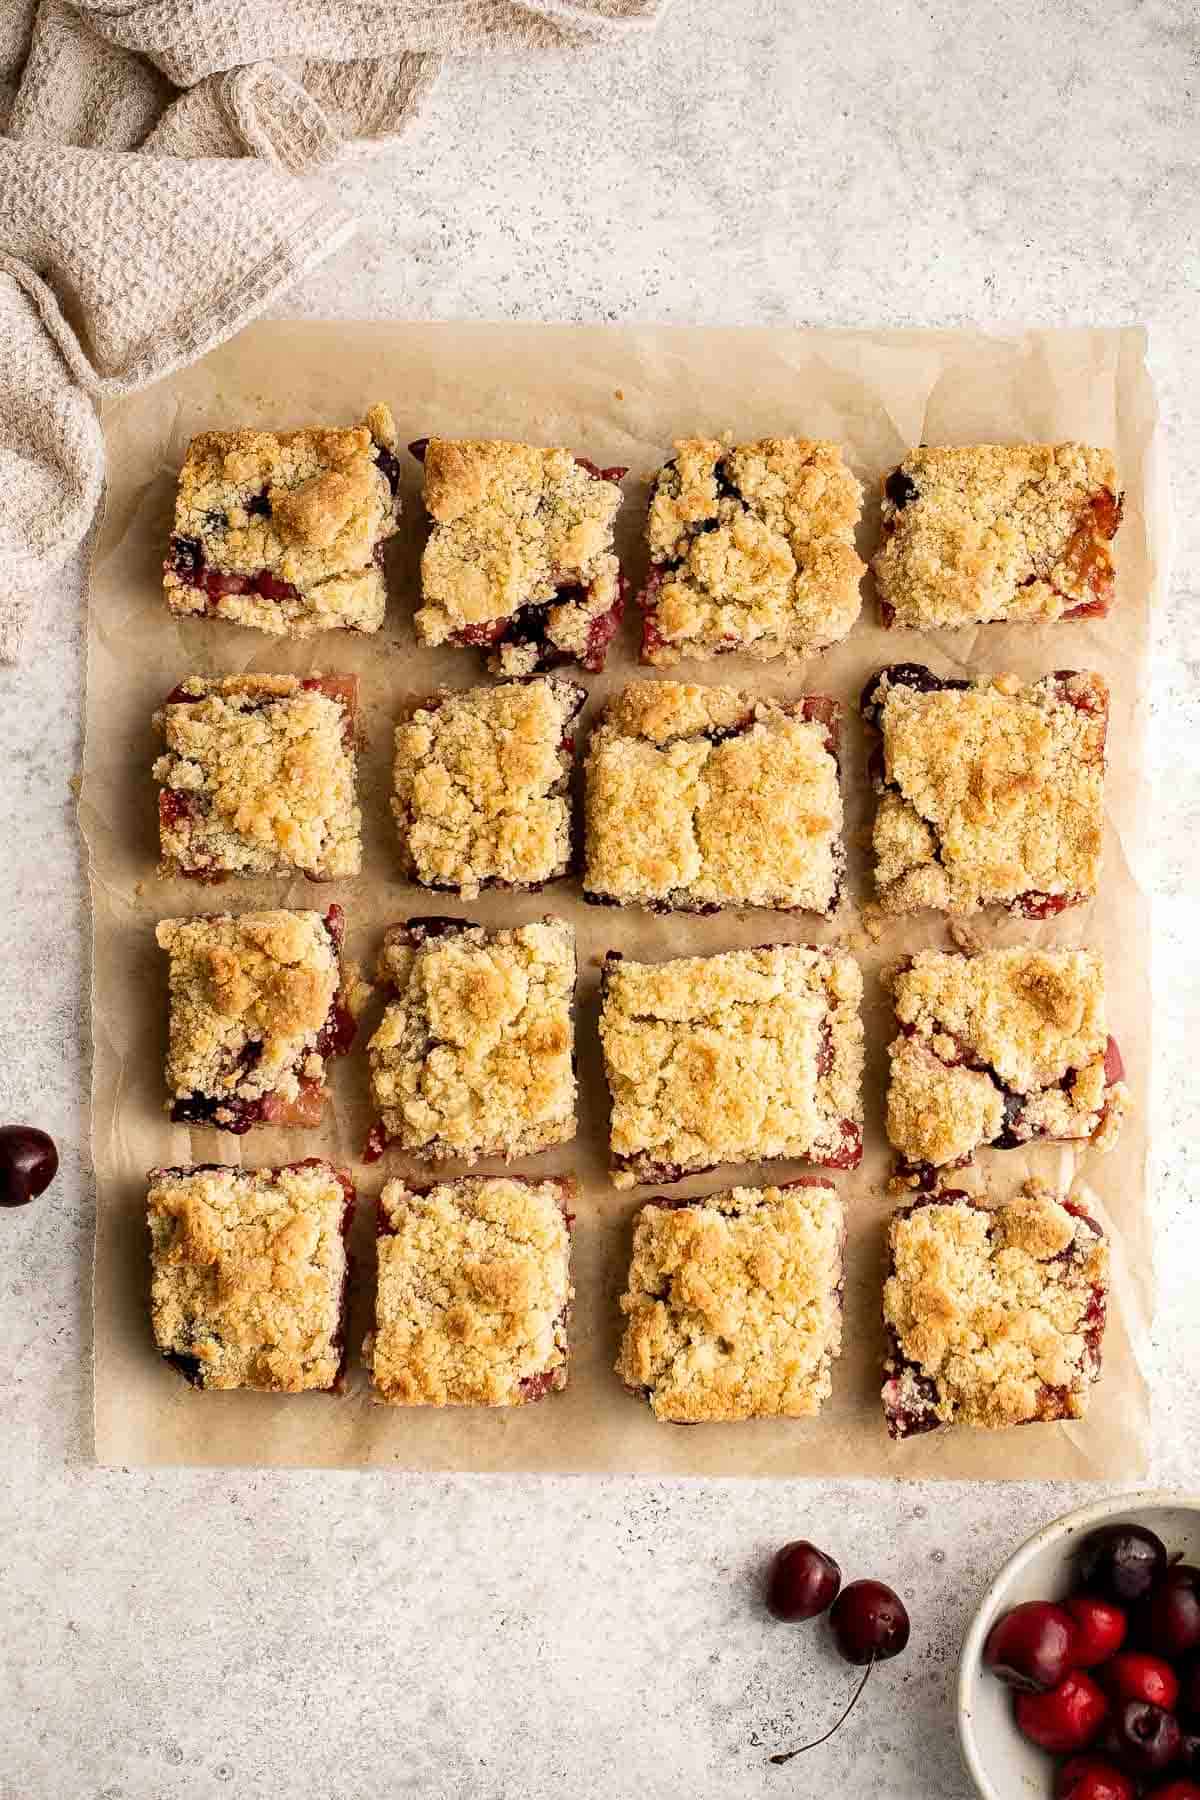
<box><xmin>874</xmin><ymin>443</ymin><xmax>1121</xmax><ymax>628</ymax></box>
<box><xmin>864</xmin><ymin>667</ymin><xmax>1108</xmax><ymax>916</ymax></box>
<box><xmin>392</xmin><ymin>678</ymin><xmax>583</xmax><ymax>896</ymax></box>
<box><xmin>641</xmin><ymin>437</ymin><xmax>864</xmax><ymax>665</ymax></box>
<box><xmin>599</xmin><ymin>944</ymin><xmax>863</xmax><ymax>1189</ymax></box>
<box><xmin>885</xmin><ymin>948</ymin><xmax>1128</xmax><ymax>1168</ymax></box>
<box><xmin>156</xmin><ymin>909</ymin><xmax>345</xmax><ymax>1126</ymax></box>
<box><xmin>365</xmin><ymin>1175</ymin><xmax>575</xmax><ymax>1406</ymax></box>
<box><xmin>415</xmin><ymin>439</ymin><xmax>623</xmax><ymax>675</ymax></box>
<box><xmin>583</xmin><ymin>680</ymin><xmax>844</xmax><ymax>913</ymax></box>
<box><xmin>153</xmin><ymin>675</ymin><xmax>361</xmax><ymax>880</ymax></box>
<box><xmin>164</xmin><ymin>402</ymin><xmax>399</xmax><ymax>636</ymax></box>
<box><xmin>367</xmin><ymin>917</ymin><xmax>577</xmax><ymax>1162</ymax></box>
<box><xmin>882</xmin><ymin>1183</ymin><xmax>1109</xmax><ymax>1434</ymax></box>
<box><xmin>615</xmin><ymin>1180</ymin><xmax>845</xmax><ymax>1423</ymax></box>
<box><xmin>148</xmin><ymin>1162</ymin><xmax>352</xmax><ymax>1392</ymax></box>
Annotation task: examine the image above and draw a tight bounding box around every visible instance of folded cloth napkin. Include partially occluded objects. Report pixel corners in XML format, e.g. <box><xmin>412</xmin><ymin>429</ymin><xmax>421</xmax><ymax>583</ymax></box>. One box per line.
<box><xmin>0</xmin><ymin>0</ymin><xmax>669</xmax><ymax>660</ymax></box>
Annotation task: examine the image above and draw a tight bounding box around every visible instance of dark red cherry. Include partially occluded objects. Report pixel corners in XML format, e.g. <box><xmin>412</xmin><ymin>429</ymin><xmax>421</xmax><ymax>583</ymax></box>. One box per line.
<box><xmin>0</xmin><ymin>1126</ymin><xmax>59</xmax><ymax>1207</ymax></box>
<box><xmin>1181</xmin><ymin>1733</ymin><xmax>1200</xmax><ymax>1773</ymax></box>
<box><xmin>829</xmin><ymin>1579</ymin><xmax>910</xmax><ymax>1665</ymax></box>
<box><xmin>1109</xmin><ymin>1701</ymin><xmax>1182</xmax><ymax>1777</ymax></box>
<box><xmin>1015</xmin><ymin>1672</ymin><xmax>1110</xmax><ymax>1754</ymax></box>
<box><xmin>1056</xmin><ymin>1756</ymin><xmax>1135</xmax><ymax>1800</ymax></box>
<box><xmin>1067</xmin><ymin>1594</ymin><xmax>1128</xmax><ymax>1668</ymax></box>
<box><xmin>1101</xmin><ymin>1653</ymin><xmax>1180</xmax><ymax>1712</ymax></box>
<box><xmin>765</xmin><ymin>1541</ymin><xmax>842</xmax><ymax>1622</ymax></box>
<box><xmin>1148</xmin><ymin>1782</ymin><xmax>1200</xmax><ymax>1800</ymax></box>
<box><xmin>1145</xmin><ymin>1569</ymin><xmax>1200</xmax><ymax>1660</ymax></box>
<box><xmin>984</xmin><ymin>1601</ymin><xmax>1077</xmax><ymax>1692</ymax></box>
<box><xmin>1076</xmin><ymin>1525</ymin><xmax>1169</xmax><ymax>1604</ymax></box>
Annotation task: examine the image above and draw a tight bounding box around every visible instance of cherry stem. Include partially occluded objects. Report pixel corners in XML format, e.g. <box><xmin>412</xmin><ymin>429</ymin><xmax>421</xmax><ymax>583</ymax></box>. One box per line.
<box><xmin>769</xmin><ymin>1659</ymin><xmax>874</xmax><ymax>1766</ymax></box>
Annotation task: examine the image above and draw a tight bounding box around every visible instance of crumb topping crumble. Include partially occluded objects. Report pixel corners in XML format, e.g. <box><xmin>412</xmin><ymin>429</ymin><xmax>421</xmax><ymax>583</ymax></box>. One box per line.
<box><xmin>641</xmin><ymin>437</ymin><xmax>864</xmax><ymax>664</ymax></box>
<box><xmin>599</xmin><ymin>944</ymin><xmax>863</xmax><ymax>1188</ymax></box>
<box><xmin>583</xmin><ymin>680</ymin><xmax>844</xmax><ymax>913</ymax></box>
<box><xmin>164</xmin><ymin>403</ymin><xmax>398</xmax><ymax>636</ymax></box>
<box><xmin>148</xmin><ymin>1161</ymin><xmax>352</xmax><ymax>1392</ymax></box>
<box><xmin>615</xmin><ymin>1180</ymin><xmax>845</xmax><ymax>1422</ymax></box>
<box><xmin>156</xmin><ymin>909</ymin><xmax>344</xmax><ymax>1121</ymax></box>
<box><xmin>874</xmin><ymin>442</ymin><xmax>1121</xmax><ymax>628</ymax></box>
<box><xmin>367</xmin><ymin>916</ymin><xmax>577</xmax><ymax>1162</ymax></box>
<box><xmin>365</xmin><ymin>1175</ymin><xmax>575</xmax><ymax>1406</ymax></box>
<box><xmin>864</xmin><ymin>666</ymin><xmax>1108</xmax><ymax>916</ymax></box>
<box><xmin>885</xmin><ymin>948</ymin><xmax>1127</xmax><ymax>1168</ymax></box>
<box><xmin>882</xmin><ymin>1182</ymin><xmax>1109</xmax><ymax>1432</ymax></box>
<box><xmin>393</xmin><ymin>678</ymin><xmax>583</xmax><ymax>896</ymax></box>
<box><xmin>415</xmin><ymin>439</ymin><xmax>623</xmax><ymax>674</ymax></box>
<box><xmin>154</xmin><ymin>675</ymin><xmax>360</xmax><ymax>880</ymax></box>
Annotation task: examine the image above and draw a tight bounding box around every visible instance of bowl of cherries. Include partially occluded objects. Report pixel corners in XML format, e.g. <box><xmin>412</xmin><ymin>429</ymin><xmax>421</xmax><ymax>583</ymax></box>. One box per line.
<box><xmin>959</xmin><ymin>1493</ymin><xmax>1200</xmax><ymax>1800</ymax></box>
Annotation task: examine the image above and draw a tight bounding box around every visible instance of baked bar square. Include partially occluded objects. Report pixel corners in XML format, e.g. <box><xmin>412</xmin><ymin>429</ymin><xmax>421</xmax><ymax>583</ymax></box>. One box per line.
<box><xmin>148</xmin><ymin>1160</ymin><xmax>355</xmax><ymax>1392</ymax></box>
<box><xmin>156</xmin><ymin>906</ymin><xmax>360</xmax><ymax>1133</ymax></box>
<box><xmin>615</xmin><ymin>1180</ymin><xmax>845</xmax><ymax>1423</ymax></box>
<box><xmin>392</xmin><ymin>678</ymin><xmax>584</xmax><ymax>897</ymax></box>
<box><xmin>862</xmin><ymin>664</ymin><xmax>1108</xmax><ymax>917</ymax></box>
<box><xmin>153</xmin><ymin>674</ymin><xmax>360</xmax><ymax>881</ymax></box>
<box><xmin>885</xmin><ymin>948</ymin><xmax>1128</xmax><ymax>1175</ymax></box>
<box><xmin>413</xmin><ymin>437</ymin><xmax>626</xmax><ymax>675</ymax></box>
<box><xmin>599</xmin><ymin>943</ymin><xmax>863</xmax><ymax>1189</ymax></box>
<box><xmin>583</xmin><ymin>680</ymin><xmax>843</xmax><ymax>914</ymax></box>
<box><xmin>365</xmin><ymin>1174</ymin><xmax>575</xmax><ymax>1406</ymax></box>
<box><xmin>164</xmin><ymin>403</ymin><xmax>400</xmax><ymax>636</ymax></box>
<box><xmin>874</xmin><ymin>443</ymin><xmax>1121</xmax><ymax>629</ymax></box>
<box><xmin>882</xmin><ymin>1182</ymin><xmax>1109</xmax><ymax>1436</ymax></box>
<box><xmin>639</xmin><ymin>437</ymin><xmax>864</xmax><ymax>665</ymax></box>
<box><xmin>366</xmin><ymin>916</ymin><xmax>577</xmax><ymax>1163</ymax></box>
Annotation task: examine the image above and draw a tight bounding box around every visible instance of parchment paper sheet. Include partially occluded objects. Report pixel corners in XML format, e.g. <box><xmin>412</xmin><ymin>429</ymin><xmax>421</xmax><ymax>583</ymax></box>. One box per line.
<box><xmin>87</xmin><ymin>323</ymin><xmax>1162</xmax><ymax>1476</ymax></box>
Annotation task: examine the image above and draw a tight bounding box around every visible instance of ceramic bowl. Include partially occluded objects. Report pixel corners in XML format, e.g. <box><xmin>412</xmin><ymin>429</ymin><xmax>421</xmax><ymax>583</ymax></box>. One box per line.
<box><xmin>958</xmin><ymin>1490</ymin><xmax>1200</xmax><ymax>1798</ymax></box>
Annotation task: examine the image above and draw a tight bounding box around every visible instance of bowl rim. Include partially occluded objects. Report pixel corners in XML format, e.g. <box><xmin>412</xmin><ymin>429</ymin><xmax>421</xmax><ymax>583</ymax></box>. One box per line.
<box><xmin>956</xmin><ymin>1488</ymin><xmax>1200</xmax><ymax>1800</ymax></box>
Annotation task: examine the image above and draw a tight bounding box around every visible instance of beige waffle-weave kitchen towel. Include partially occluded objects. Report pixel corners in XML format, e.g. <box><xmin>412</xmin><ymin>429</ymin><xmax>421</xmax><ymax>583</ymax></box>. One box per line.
<box><xmin>0</xmin><ymin>0</ymin><xmax>670</xmax><ymax>661</ymax></box>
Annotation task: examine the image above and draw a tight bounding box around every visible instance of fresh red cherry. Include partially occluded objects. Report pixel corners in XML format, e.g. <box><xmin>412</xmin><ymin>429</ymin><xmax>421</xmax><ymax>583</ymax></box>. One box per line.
<box><xmin>0</xmin><ymin>1126</ymin><xmax>58</xmax><ymax>1207</ymax></box>
<box><xmin>1077</xmin><ymin>1525</ymin><xmax>1169</xmax><ymax>1604</ymax></box>
<box><xmin>1067</xmin><ymin>1595</ymin><xmax>1128</xmax><ymax>1667</ymax></box>
<box><xmin>1108</xmin><ymin>1701</ymin><xmax>1183</xmax><ymax>1777</ymax></box>
<box><xmin>1015</xmin><ymin>1672</ymin><xmax>1110</xmax><ymax>1754</ymax></box>
<box><xmin>1145</xmin><ymin>1570</ymin><xmax>1200</xmax><ymax>1660</ymax></box>
<box><xmin>765</xmin><ymin>1541</ymin><xmax>842</xmax><ymax>1622</ymax></box>
<box><xmin>984</xmin><ymin>1601</ymin><xmax>1078</xmax><ymax>1692</ymax></box>
<box><xmin>1101</xmin><ymin>1653</ymin><xmax>1180</xmax><ymax>1712</ymax></box>
<box><xmin>1056</xmin><ymin>1756</ymin><xmax>1135</xmax><ymax>1800</ymax></box>
<box><xmin>829</xmin><ymin>1580</ymin><xmax>910</xmax><ymax>1665</ymax></box>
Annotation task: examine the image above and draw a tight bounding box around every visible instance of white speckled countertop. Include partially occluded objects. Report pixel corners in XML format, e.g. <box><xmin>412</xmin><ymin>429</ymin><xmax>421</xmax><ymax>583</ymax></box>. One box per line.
<box><xmin>3</xmin><ymin>4</ymin><xmax>1198</xmax><ymax>1796</ymax></box>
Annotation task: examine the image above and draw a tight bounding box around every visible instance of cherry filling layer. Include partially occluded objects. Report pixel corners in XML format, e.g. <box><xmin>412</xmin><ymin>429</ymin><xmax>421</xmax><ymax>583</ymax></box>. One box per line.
<box><xmin>881</xmin><ymin>1192</ymin><xmax>1107</xmax><ymax>1439</ymax></box>
<box><xmin>894</xmin><ymin>1022</ymin><xmax>1125</xmax><ymax>1183</ymax></box>
<box><xmin>450</xmin><ymin>575</ymin><xmax>626</xmax><ymax>673</ymax></box>
<box><xmin>863</xmin><ymin>664</ymin><xmax>1105</xmax><ymax>916</ymax></box>
<box><xmin>169</xmin><ymin>909</ymin><xmax>355</xmax><ymax>1133</ymax></box>
<box><xmin>878</xmin><ymin>476</ymin><xmax>1122</xmax><ymax>624</ymax></box>
<box><xmin>166</xmin><ymin>534</ymin><xmax>301</xmax><ymax>606</ymax></box>
<box><xmin>157</xmin><ymin>1160</ymin><xmax>356</xmax><ymax>1390</ymax></box>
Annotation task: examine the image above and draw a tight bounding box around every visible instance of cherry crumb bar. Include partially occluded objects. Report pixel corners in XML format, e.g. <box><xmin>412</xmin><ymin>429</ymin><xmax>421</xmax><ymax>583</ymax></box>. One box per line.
<box><xmin>365</xmin><ymin>916</ymin><xmax>577</xmax><ymax>1164</ymax></box>
<box><xmin>615</xmin><ymin>1180</ymin><xmax>845</xmax><ymax>1423</ymax></box>
<box><xmin>392</xmin><ymin>678</ymin><xmax>584</xmax><ymax>897</ymax></box>
<box><xmin>164</xmin><ymin>403</ymin><xmax>400</xmax><ymax>636</ymax></box>
<box><xmin>862</xmin><ymin>664</ymin><xmax>1108</xmax><ymax>917</ymax></box>
<box><xmin>598</xmin><ymin>943</ymin><xmax>863</xmax><ymax>1190</ymax></box>
<box><xmin>365</xmin><ymin>1175</ymin><xmax>575</xmax><ymax>1406</ymax></box>
<box><xmin>874</xmin><ymin>443</ymin><xmax>1122</xmax><ymax>629</ymax></box>
<box><xmin>411</xmin><ymin>437</ymin><xmax>626</xmax><ymax>675</ymax></box>
<box><xmin>583</xmin><ymin>680</ymin><xmax>843</xmax><ymax>915</ymax></box>
<box><xmin>885</xmin><ymin>948</ymin><xmax>1129</xmax><ymax>1178</ymax></box>
<box><xmin>148</xmin><ymin>1160</ymin><xmax>355</xmax><ymax>1392</ymax></box>
<box><xmin>640</xmin><ymin>437</ymin><xmax>864</xmax><ymax>665</ymax></box>
<box><xmin>153</xmin><ymin>674</ymin><xmax>360</xmax><ymax>881</ymax></box>
<box><xmin>881</xmin><ymin>1182</ymin><xmax>1109</xmax><ymax>1437</ymax></box>
<box><xmin>156</xmin><ymin>906</ymin><xmax>363</xmax><ymax>1134</ymax></box>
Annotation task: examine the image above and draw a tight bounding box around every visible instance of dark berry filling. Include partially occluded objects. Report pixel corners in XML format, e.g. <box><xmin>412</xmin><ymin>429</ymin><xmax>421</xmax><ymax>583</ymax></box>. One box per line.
<box><xmin>408</xmin><ymin>437</ymin><xmax>429</xmax><ymax>462</ymax></box>
<box><xmin>165</xmin><ymin>533</ymin><xmax>301</xmax><ymax>608</ymax></box>
<box><xmin>450</xmin><ymin>578</ymin><xmax>624</xmax><ymax>675</ymax></box>
<box><xmin>373</xmin><ymin>445</ymin><xmax>402</xmax><ymax>495</ymax></box>
<box><xmin>574</xmin><ymin>457</ymin><xmax>628</xmax><ymax>484</ymax></box>
<box><xmin>860</xmin><ymin>662</ymin><xmax>971</xmax><ymax>728</ymax></box>
<box><xmin>884</xmin><ymin>468</ymin><xmax>920</xmax><ymax>510</ymax></box>
<box><xmin>163</xmin><ymin>1349</ymin><xmax>205</xmax><ymax>1387</ymax></box>
<box><xmin>247</xmin><ymin>492</ymin><xmax>272</xmax><ymax>518</ymax></box>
